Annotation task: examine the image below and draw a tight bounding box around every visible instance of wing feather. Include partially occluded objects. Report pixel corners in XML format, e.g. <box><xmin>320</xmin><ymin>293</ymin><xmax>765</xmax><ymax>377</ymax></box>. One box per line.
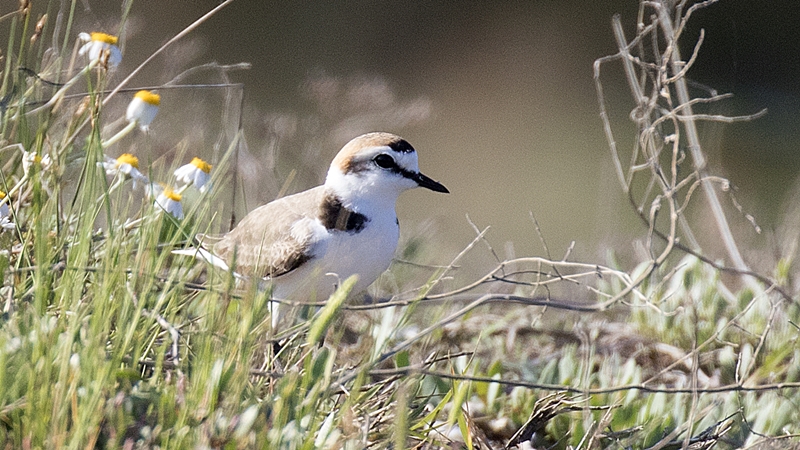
<box><xmin>212</xmin><ymin>186</ymin><xmax>327</xmax><ymax>278</ymax></box>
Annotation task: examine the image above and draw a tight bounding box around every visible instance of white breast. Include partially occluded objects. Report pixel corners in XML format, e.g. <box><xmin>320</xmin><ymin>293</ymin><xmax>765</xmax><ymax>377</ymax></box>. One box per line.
<box><xmin>268</xmin><ymin>210</ymin><xmax>399</xmax><ymax>301</ymax></box>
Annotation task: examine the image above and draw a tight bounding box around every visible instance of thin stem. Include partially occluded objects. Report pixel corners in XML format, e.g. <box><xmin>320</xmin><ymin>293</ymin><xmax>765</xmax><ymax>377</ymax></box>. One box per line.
<box><xmin>101</xmin><ymin>120</ymin><xmax>137</xmax><ymax>148</ymax></box>
<box><xmin>655</xmin><ymin>2</ymin><xmax>762</xmax><ymax>295</ymax></box>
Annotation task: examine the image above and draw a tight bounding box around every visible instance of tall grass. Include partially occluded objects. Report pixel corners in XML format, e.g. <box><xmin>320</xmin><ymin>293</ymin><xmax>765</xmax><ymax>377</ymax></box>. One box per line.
<box><xmin>0</xmin><ymin>1</ymin><xmax>799</xmax><ymax>449</ymax></box>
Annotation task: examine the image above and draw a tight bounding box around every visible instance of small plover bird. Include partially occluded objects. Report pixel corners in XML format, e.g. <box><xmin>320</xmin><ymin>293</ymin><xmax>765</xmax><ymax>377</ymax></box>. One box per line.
<box><xmin>177</xmin><ymin>132</ymin><xmax>448</xmax><ymax>306</ymax></box>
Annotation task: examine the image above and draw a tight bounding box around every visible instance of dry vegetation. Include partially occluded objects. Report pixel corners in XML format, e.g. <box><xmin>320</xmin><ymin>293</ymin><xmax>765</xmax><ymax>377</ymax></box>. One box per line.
<box><xmin>0</xmin><ymin>0</ymin><xmax>798</xmax><ymax>449</ymax></box>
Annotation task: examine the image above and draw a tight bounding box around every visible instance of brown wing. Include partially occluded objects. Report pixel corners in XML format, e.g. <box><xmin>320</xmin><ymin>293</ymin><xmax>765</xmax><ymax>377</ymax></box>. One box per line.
<box><xmin>212</xmin><ymin>186</ymin><xmax>327</xmax><ymax>278</ymax></box>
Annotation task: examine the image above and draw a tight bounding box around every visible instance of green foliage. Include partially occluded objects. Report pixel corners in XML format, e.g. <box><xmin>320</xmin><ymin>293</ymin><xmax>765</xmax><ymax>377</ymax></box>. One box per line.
<box><xmin>0</xmin><ymin>1</ymin><xmax>798</xmax><ymax>449</ymax></box>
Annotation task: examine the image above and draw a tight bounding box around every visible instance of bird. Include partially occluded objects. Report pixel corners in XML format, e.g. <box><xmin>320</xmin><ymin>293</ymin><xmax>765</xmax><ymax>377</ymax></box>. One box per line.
<box><xmin>175</xmin><ymin>132</ymin><xmax>449</xmax><ymax>311</ymax></box>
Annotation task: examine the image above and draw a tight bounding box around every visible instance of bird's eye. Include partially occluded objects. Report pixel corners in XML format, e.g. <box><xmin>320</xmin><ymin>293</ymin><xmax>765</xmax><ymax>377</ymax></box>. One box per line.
<box><xmin>373</xmin><ymin>154</ymin><xmax>396</xmax><ymax>169</ymax></box>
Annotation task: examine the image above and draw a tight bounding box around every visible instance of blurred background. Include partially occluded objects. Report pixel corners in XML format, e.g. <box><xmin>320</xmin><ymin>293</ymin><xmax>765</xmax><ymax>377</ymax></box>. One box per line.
<box><xmin>13</xmin><ymin>1</ymin><xmax>800</xmax><ymax>276</ymax></box>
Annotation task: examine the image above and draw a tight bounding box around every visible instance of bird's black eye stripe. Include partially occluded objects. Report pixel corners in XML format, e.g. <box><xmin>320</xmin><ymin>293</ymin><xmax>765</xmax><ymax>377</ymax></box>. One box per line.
<box><xmin>388</xmin><ymin>139</ymin><xmax>415</xmax><ymax>154</ymax></box>
<box><xmin>373</xmin><ymin>153</ymin><xmax>397</xmax><ymax>170</ymax></box>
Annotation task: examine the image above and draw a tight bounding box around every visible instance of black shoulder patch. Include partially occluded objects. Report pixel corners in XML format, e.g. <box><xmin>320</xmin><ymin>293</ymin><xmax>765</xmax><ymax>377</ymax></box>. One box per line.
<box><xmin>320</xmin><ymin>195</ymin><xmax>369</xmax><ymax>233</ymax></box>
<box><xmin>267</xmin><ymin>251</ymin><xmax>312</xmax><ymax>278</ymax></box>
<box><xmin>389</xmin><ymin>139</ymin><xmax>415</xmax><ymax>154</ymax></box>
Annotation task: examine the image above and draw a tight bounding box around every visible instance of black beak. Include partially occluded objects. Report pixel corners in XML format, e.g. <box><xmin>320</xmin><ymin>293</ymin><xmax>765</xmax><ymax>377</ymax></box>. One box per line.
<box><xmin>413</xmin><ymin>172</ymin><xmax>449</xmax><ymax>193</ymax></box>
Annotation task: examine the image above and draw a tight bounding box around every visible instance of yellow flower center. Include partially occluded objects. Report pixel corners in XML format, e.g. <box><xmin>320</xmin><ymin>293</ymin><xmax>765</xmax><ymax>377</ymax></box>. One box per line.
<box><xmin>116</xmin><ymin>153</ymin><xmax>139</xmax><ymax>168</ymax></box>
<box><xmin>190</xmin><ymin>157</ymin><xmax>212</xmax><ymax>174</ymax></box>
<box><xmin>0</xmin><ymin>191</ymin><xmax>6</xmax><ymax>200</ymax></box>
<box><xmin>162</xmin><ymin>186</ymin><xmax>182</xmax><ymax>202</ymax></box>
<box><xmin>134</xmin><ymin>90</ymin><xmax>161</xmax><ymax>106</ymax></box>
<box><xmin>32</xmin><ymin>155</ymin><xmax>42</xmax><ymax>164</ymax></box>
<box><xmin>90</xmin><ymin>32</ymin><xmax>118</xmax><ymax>45</ymax></box>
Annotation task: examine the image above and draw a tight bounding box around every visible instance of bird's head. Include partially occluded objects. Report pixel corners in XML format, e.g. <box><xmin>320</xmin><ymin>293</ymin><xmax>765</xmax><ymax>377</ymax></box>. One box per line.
<box><xmin>326</xmin><ymin>132</ymin><xmax>449</xmax><ymax>206</ymax></box>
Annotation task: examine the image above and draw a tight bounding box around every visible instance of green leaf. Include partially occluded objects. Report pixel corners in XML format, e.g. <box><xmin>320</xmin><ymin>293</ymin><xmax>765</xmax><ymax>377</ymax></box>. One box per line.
<box><xmin>395</xmin><ymin>350</ymin><xmax>410</xmax><ymax>368</ymax></box>
<box><xmin>410</xmin><ymin>388</ymin><xmax>453</xmax><ymax>432</ymax></box>
<box><xmin>306</xmin><ymin>275</ymin><xmax>357</xmax><ymax>346</ymax></box>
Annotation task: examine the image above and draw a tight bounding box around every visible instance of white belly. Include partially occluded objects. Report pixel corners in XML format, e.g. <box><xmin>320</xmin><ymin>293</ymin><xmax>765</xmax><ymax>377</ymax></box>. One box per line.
<box><xmin>270</xmin><ymin>214</ymin><xmax>399</xmax><ymax>301</ymax></box>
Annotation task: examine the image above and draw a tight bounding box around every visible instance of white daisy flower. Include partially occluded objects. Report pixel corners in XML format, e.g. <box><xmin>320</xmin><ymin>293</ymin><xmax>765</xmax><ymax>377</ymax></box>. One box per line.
<box><xmin>154</xmin><ymin>185</ymin><xmax>184</xmax><ymax>220</ymax></box>
<box><xmin>0</xmin><ymin>192</ymin><xmax>14</xmax><ymax>231</ymax></box>
<box><xmin>78</xmin><ymin>32</ymin><xmax>122</xmax><ymax>69</ymax></box>
<box><xmin>101</xmin><ymin>153</ymin><xmax>149</xmax><ymax>187</ymax></box>
<box><xmin>22</xmin><ymin>151</ymin><xmax>52</xmax><ymax>176</ymax></box>
<box><xmin>174</xmin><ymin>157</ymin><xmax>212</xmax><ymax>192</ymax></box>
<box><xmin>101</xmin><ymin>91</ymin><xmax>161</xmax><ymax>148</ymax></box>
<box><xmin>126</xmin><ymin>90</ymin><xmax>161</xmax><ymax>131</ymax></box>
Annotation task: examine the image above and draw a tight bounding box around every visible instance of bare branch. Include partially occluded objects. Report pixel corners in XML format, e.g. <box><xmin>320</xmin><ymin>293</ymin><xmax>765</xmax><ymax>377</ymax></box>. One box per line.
<box><xmin>365</xmin><ymin>367</ymin><xmax>800</xmax><ymax>395</ymax></box>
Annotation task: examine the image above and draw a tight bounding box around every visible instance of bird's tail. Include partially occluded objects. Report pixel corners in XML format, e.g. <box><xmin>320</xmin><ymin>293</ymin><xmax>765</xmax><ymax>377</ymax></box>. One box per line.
<box><xmin>173</xmin><ymin>247</ymin><xmax>281</xmax><ymax>327</ymax></box>
<box><xmin>172</xmin><ymin>247</ymin><xmax>233</xmax><ymax>274</ymax></box>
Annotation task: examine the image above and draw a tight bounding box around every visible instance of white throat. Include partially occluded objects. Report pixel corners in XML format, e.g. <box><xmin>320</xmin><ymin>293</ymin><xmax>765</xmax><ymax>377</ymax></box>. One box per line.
<box><xmin>324</xmin><ymin>168</ymin><xmax>407</xmax><ymax>214</ymax></box>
